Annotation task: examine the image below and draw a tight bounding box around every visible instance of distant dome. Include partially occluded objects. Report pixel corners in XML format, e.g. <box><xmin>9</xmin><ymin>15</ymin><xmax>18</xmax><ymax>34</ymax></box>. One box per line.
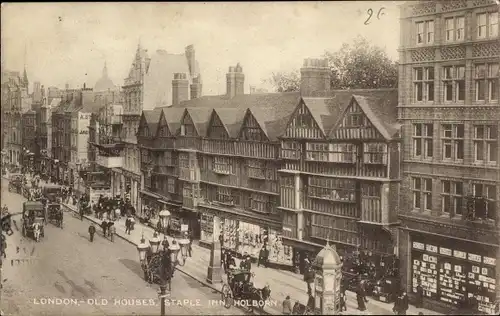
<box><xmin>94</xmin><ymin>62</ymin><xmax>116</xmax><ymax>92</ymax></box>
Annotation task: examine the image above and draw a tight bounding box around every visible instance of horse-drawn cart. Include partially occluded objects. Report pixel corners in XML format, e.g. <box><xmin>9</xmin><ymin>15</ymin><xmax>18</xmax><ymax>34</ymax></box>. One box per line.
<box><xmin>47</xmin><ymin>203</ymin><xmax>63</xmax><ymax>228</ymax></box>
<box><xmin>21</xmin><ymin>201</ymin><xmax>46</xmax><ymax>242</ymax></box>
<box><xmin>221</xmin><ymin>269</ymin><xmax>271</xmax><ymax>311</ymax></box>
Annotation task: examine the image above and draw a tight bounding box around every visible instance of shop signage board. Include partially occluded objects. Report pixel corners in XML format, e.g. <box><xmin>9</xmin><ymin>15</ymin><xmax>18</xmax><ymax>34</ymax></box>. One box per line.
<box><xmin>411</xmin><ymin>240</ymin><xmax>496</xmax><ymax>314</ymax></box>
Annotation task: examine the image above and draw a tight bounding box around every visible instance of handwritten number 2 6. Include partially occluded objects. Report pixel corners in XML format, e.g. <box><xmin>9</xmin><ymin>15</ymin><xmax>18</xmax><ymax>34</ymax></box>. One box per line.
<box><xmin>365</xmin><ymin>7</ymin><xmax>385</xmax><ymax>25</ymax></box>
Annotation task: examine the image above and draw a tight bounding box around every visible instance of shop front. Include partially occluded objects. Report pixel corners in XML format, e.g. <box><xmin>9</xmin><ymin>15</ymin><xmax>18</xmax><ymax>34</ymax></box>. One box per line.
<box><xmin>199</xmin><ymin>204</ymin><xmax>293</xmax><ymax>267</ymax></box>
<box><xmin>409</xmin><ymin>233</ymin><xmax>497</xmax><ymax>315</ymax></box>
<box><xmin>158</xmin><ymin>199</ymin><xmax>187</xmax><ymax>237</ymax></box>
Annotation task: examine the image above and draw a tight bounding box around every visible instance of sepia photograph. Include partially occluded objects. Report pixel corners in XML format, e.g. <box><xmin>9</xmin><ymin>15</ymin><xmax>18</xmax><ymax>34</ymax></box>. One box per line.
<box><xmin>0</xmin><ymin>1</ymin><xmax>499</xmax><ymax>315</ymax></box>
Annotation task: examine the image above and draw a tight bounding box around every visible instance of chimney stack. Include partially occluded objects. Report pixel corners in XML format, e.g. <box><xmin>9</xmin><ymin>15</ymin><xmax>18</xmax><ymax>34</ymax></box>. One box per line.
<box><xmin>226</xmin><ymin>63</ymin><xmax>245</xmax><ymax>98</ymax></box>
<box><xmin>172</xmin><ymin>73</ymin><xmax>189</xmax><ymax>106</ymax></box>
<box><xmin>300</xmin><ymin>58</ymin><xmax>331</xmax><ymax>97</ymax></box>
<box><xmin>185</xmin><ymin>45</ymin><xmax>196</xmax><ymax>78</ymax></box>
<box><xmin>190</xmin><ymin>75</ymin><xmax>202</xmax><ymax>100</ymax></box>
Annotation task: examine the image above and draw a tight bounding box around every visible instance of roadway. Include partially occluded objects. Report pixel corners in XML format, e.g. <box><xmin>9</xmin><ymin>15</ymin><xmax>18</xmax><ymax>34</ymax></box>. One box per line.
<box><xmin>1</xmin><ymin>178</ymin><xmax>244</xmax><ymax>316</ymax></box>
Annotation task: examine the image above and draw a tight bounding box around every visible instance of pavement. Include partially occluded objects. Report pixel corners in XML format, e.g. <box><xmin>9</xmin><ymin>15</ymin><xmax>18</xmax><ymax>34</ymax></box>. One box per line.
<box><xmin>2</xmin><ymin>173</ymin><xmax>441</xmax><ymax>315</ymax></box>
<box><xmin>60</xmin><ymin>204</ymin><xmax>441</xmax><ymax>316</ymax></box>
<box><xmin>0</xmin><ymin>178</ymin><xmax>246</xmax><ymax>316</ymax></box>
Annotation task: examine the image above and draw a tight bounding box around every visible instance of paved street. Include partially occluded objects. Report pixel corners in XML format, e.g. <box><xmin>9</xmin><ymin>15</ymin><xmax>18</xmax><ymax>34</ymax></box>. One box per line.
<box><xmin>1</xmin><ymin>178</ymin><xmax>245</xmax><ymax>316</ymax></box>
<box><xmin>58</xmin><ymin>198</ymin><xmax>441</xmax><ymax>315</ymax></box>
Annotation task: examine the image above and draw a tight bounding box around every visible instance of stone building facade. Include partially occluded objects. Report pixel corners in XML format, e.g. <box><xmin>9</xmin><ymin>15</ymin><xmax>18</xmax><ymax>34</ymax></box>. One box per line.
<box><xmin>398</xmin><ymin>1</ymin><xmax>499</xmax><ymax>314</ymax></box>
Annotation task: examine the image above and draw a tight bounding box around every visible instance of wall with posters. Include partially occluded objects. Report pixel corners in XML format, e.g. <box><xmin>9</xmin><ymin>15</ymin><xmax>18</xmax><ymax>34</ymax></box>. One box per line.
<box><xmin>411</xmin><ymin>235</ymin><xmax>497</xmax><ymax>314</ymax></box>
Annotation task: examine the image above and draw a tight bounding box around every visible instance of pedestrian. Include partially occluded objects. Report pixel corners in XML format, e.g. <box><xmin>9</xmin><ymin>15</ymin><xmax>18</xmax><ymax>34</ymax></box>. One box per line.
<box><xmin>187</xmin><ymin>231</ymin><xmax>193</xmax><ymax>257</ymax></box>
<box><xmin>88</xmin><ymin>224</ymin><xmax>96</xmax><ymax>242</ymax></box>
<box><xmin>114</xmin><ymin>206</ymin><xmax>121</xmax><ymax>221</ymax></box>
<box><xmin>306</xmin><ymin>293</ymin><xmax>315</xmax><ymax>313</ymax></box>
<box><xmin>393</xmin><ymin>291</ymin><xmax>409</xmax><ymax>315</ymax></box>
<box><xmin>292</xmin><ymin>301</ymin><xmax>301</xmax><ymax>315</ymax></box>
<box><xmin>415</xmin><ymin>281</ymin><xmax>424</xmax><ymax>308</ymax></box>
<box><xmin>101</xmin><ymin>220</ymin><xmax>108</xmax><ymax>237</ymax></box>
<box><xmin>258</xmin><ymin>246</ymin><xmax>266</xmax><ymax>268</ymax></box>
<box><xmin>128</xmin><ymin>216</ymin><xmax>135</xmax><ymax>234</ymax></box>
<box><xmin>356</xmin><ymin>280</ymin><xmax>368</xmax><ymax>311</ymax></box>
<box><xmin>108</xmin><ymin>221</ymin><xmax>116</xmax><ymax>242</ymax></box>
<box><xmin>282</xmin><ymin>295</ymin><xmax>292</xmax><ymax>315</ymax></box>
<box><xmin>125</xmin><ymin>217</ymin><xmax>131</xmax><ymax>235</ymax></box>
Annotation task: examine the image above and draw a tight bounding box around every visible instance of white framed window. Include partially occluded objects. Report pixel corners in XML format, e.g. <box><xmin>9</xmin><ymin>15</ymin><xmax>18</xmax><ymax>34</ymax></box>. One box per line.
<box><xmin>475</xmin><ymin>63</ymin><xmax>499</xmax><ymax>102</ymax></box>
<box><xmin>457</xmin><ymin>16</ymin><xmax>465</xmax><ymax>40</ymax></box>
<box><xmin>412</xmin><ymin>123</ymin><xmax>433</xmax><ymax>158</ymax></box>
<box><xmin>442</xmin><ymin>65</ymin><xmax>466</xmax><ymax>102</ymax></box>
<box><xmin>445</xmin><ymin>18</ymin><xmax>454</xmax><ymax>42</ymax></box>
<box><xmin>442</xmin><ymin>124</ymin><xmax>464</xmax><ymax>161</ymax></box>
<box><xmin>414</xmin><ymin>67</ymin><xmax>434</xmax><ymax>102</ymax></box>
<box><xmin>416</xmin><ymin>21</ymin><xmax>424</xmax><ymax>44</ymax></box>
<box><xmin>412</xmin><ymin>177</ymin><xmax>432</xmax><ymax>211</ymax></box>
<box><xmin>473</xmin><ymin>125</ymin><xmax>498</xmax><ymax>164</ymax></box>
<box><xmin>477</xmin><ymin>13</ymin><xmax>487</xmax><ymax>38</ymax></box>
<box><xmin>489</xmin><ymin>12</ymin><xmax>498</xmax><ymax>38</ymax></box>
<box><xmin>441</xmin><ymin>180</ymin><xmax>463</xmax><ymax>216</ymax></box>
<box><xmin>426</xmin><ymin>20</ymin><xmax>434</xmax><ymax>43</ymax></box>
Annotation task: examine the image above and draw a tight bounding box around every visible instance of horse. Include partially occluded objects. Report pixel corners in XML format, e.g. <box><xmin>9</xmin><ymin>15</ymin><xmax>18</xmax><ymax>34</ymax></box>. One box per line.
<box><xmin>242</xmin><ymin>284</ymin><xmax>271</xmax><ymax>313</ymax></box>
<box><xmin>33</xmin><ymin>222</ymin><xmax>42</xmax><ymax>242</ymax></box>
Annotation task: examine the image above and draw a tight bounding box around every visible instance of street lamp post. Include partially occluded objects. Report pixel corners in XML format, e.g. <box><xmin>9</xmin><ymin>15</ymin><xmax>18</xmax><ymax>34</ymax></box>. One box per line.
<box><xmin>158</xmin><ymin>209</ymin><xmax>171</xmax><ymax>236</ymax></box>
<box><xmin>137</xmin><ymin>231</ymin><xmax>173</xmax><ymax>316</ymax></box>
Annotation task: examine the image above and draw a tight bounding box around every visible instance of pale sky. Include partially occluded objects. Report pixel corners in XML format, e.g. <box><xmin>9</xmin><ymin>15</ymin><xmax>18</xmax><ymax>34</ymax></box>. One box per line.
<box><xmin>1</xmin><ymin>2</ymin><xmax>401</xmax><ymax>95</ymax></box>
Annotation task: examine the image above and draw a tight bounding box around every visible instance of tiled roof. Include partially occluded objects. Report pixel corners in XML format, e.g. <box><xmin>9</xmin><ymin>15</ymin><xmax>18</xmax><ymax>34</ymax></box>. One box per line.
<box><xmin>160</xmin><ymin>107</ymin><xmax>185</xmax><ymax>136</ymax></box>
<box><xmin>352</xmin><ymin>90</ymin><xmax>399</xmax><ymax>139</ymax></box>
<box><xmin>212</xmin><ymin>108</ymin><xmax>247</xmax><ymax>138</ymax></box>
<box><xmin>143</xmin><ymin>51</ymin><xmax>191</xmax><ymax>109</ymax></box>
<box><xmin>142</xmin><ymin>108</ymin><xmax>163</xmax><ymax>135</ymax></box>
<box><xmin>183</xmin><ymin>107</ymin><xmax>213</xmax><ymax>137</ymax></box>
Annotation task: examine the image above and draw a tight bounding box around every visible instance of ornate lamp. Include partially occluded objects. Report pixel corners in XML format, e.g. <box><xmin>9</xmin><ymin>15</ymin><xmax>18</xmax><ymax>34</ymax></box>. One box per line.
<box><xmin>158</xmin><ymin>209</ymin><xmax>171</xmax><ymax>233</ymax></box>
<box><xmin>149</xmin><ymin>231</ymin><xmax>161</xmax><ymax>254</ymax></box>
<box><xmin>169</xmin><ymin>239</ymin><xmax>181</xmax><ymax>264</ymax></box>
<box><xmin>137</xmin><ymin>235</ymin><xmax>149</xmax><ymax>262</ymax></box>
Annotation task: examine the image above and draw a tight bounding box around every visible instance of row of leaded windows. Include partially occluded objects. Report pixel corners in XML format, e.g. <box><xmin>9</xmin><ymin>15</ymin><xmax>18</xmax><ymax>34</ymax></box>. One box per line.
<box><xmin>412</xmin><ymin>123</ymin><xmax>497</xmax><ymax>164</ymax></box>
<box><xmin>307</xmin><ymin>176</ymin><xmax>356</xmax><ymax>202</ymax></box>
<box><xmin>305</xmin><ymin>143</ymin><xmax>386</xmax><ymax>164</ymax></box>
<box><xmin>416</xmin><ymin>12</ymin><xmax>498</xmax><ymax>45</ymax></box>
<box><xmin>412</xmin><ymin>176</ymin><xmax>496</xmax><ymax>220</ymax></box>
<box><xmin>414</xmin><ymin>64</ymin><xmax>498</xmax><ymax>103</ymax></box>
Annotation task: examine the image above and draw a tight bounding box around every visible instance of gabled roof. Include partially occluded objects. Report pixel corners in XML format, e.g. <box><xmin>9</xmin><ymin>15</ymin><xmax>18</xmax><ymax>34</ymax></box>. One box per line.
<box><xmin>161</xmin><ymin>107</ymin><xmax>185</xmax><ymax>136</ymax></box>
<box><xmin>211</xmin><ymin>108</ymin><xmax>247</xmax><ymax>138</ymax></box>
<box><xmin>183</xmin><ymin>107</ymin><xmax>213</xmax><ymax>137</ymax></box>
<box><xmin>142</xmin><ymin>108</ymin><xmax>163</xmax><ymax>136</ymax></box>
<box><xmin>351</xmin><ymin>92</ymin><xmax>400</xmax><ymax>139</ymax></box>
<box><xmin>303</xmin><ymin>88</ymin><xmax>398</xmax><ymax>138</ymax></box>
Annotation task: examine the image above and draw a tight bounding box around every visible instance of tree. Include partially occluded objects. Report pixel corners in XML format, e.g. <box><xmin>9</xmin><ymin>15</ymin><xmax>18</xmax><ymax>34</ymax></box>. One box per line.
<box><xmin>264</xmin><ymin>70</ymin><xmax>301</xmax><ymax>93</ymax></box>
<box><xmin>265</xmin><ymin>36</ymin><xmax>398</xmax><ymax>92</ymax></box>
<box><xmin>324</xmin><ymin>36</ymin><xmax>398</xmax><ymax>90</ymax></box>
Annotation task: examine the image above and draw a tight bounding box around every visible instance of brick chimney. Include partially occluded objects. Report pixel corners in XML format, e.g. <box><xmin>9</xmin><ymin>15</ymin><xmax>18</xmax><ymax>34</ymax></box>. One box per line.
<box><xmin>300</xmin><ymin>58</ymin><xmax>331</xmax><ymax>97</ymax></box>
<box><xmin>172</xmin><ymin>73</ymin><xmax>189</xmax><ymax>106</ymax></box>
<box><xmin>226</xmin><ymin>63</ymin><xmax>244</xmax><ymax>98</ymax></box>
<box><xmin>190</xmin><ymin>75</ymin><xmax>202</xmax><ymax>100</ymax></box>
<box><xmin>185</xmin><ymin>45</ymin><xmax>196</xmax><ymax>78</ymax></box>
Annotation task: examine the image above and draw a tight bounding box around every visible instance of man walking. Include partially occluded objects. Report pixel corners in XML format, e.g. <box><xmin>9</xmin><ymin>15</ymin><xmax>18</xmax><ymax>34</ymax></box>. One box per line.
<box><xmin>108</xmin><ymin>221</ymin><xmax>116</xmax><ymax>242</ymax></box>
<box><xmin>88</xmin><ymin>224</ymin><xmax>96</xmax><ymax>242</ymax></box>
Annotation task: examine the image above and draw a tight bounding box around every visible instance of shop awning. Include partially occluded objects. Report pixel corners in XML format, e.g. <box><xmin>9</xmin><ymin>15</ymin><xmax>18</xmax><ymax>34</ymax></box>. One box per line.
<box><xmin>139</xmin><ymin>190</ymin><xmax>162</xmax><ymax>199</ymax></box>
<box><xmin>198</xmin><ymin>203</ymin><xmax>282</xmax><ymax>230</ymax></box>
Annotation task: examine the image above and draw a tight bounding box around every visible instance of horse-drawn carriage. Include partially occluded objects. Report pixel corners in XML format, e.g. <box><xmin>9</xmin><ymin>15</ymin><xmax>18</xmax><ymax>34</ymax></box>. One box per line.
<box><xmin>47</xmin><ymin>203</ymin><xmax>63</xmax><ymax>228</ymax></box>
<box><xmin>8</xmin><ymin>173</ymin><xmax>23</xmax><ymax>194</ymax></box>
<box><xmin>21</xmin><ymin>201</ymin><xmax>47</xmax><ymax>242</ymax></box>
<box><xmin>221</xmin><ymin>269</ymin><xmax>271</xmax><ymax>311</ymax></box>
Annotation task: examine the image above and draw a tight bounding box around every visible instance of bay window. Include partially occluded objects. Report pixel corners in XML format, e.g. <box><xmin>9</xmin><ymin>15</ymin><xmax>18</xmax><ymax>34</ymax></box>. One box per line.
<box><xmin>249</xmin><ymin>193</ymin><xmax>273</xmax><ymax>213</ymax></box>
<box><xmin>307</xmin><ymin>177</ymin><xmax>356</xmax><ymax>202</ymax></box>
<box><xmin>216</xmin><ymin>187</ymin><xmax>237</xmax><ymax>205</ymax></box>
<box><xmin>281</xmin><ymin>141</ymin><xmax>300</xmax><ymax>160</ymax></box>
<box><xmin>213</xmin><ymin>156</ymin><xmax>233</xmax><ymax>174</ymax></box>
<box><xmin>363</xmin><ymin>143</ymin><xmax>387</xmax><ymax>164</ymax></box>
<box><xmin>331</xmin><ymin>143</ymin><xmax>356</xmax><ymax>163</ymax></box>
<box><xmin>306</xmin><ymin>142</ymin><xmax>330</xmax><ymax>161</ymax></box>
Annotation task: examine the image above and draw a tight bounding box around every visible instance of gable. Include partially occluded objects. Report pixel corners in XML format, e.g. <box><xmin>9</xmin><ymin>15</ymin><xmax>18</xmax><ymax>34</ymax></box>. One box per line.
<box><xmin>157</xmin><ymin>110</ymin><xmax>170</xmax><ymax>137</ymax></box>
<box><xmin>330</xmin><ymin>98</ymin><xmax>384</xmax><ymax>140</ymax></box>
<box><xmin>180</xmin><ymin>110</ymin><xmax>198</xmax><ymax>137</ymax></box>
<box><xmin>137</xmin><ymin>114</ymin><xmax>150</xmax><ymax>137</ymax></box>
<box><xmin>239</xmin><ymin>110</ymin><xmax>269</xmax><ymax>141</ymax></box>
<box><xmin>207</xmin><ymin>111</ymin><xmax>229</xmax><ymax>139</ymax></box>
<box><xmin>283</xmin><ymin>101</ymin><xmax>325</xmax><ymax>139</ymax></box>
